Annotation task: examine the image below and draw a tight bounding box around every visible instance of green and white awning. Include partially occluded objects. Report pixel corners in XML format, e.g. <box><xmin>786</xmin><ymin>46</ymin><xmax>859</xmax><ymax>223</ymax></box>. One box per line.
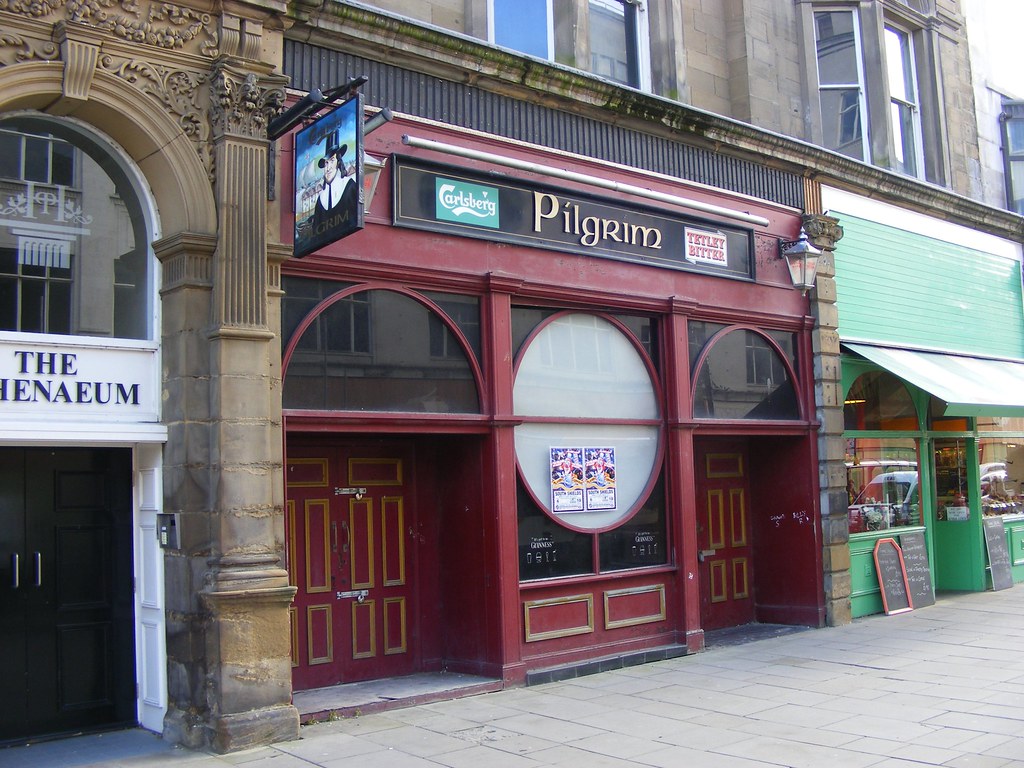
<box><xmin>846</xmin><ymin>343</ymin><xmax>1024</xmax><ymax>418</ymax></box>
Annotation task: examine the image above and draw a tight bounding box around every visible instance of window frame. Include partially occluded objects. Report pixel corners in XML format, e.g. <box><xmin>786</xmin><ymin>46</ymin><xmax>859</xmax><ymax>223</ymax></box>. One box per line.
<box><xmin>805</xmin><ymin>2</ymin><xmax>941</xmax><ymax>183</ymax></box>
<box><xmin>487</xmin><ymin>0</ymin><xmax>651</xmax><ymax>91</ymax></box>
<box><xmin>0</xmin><ymin>120</ymin><xmax>157</xmax><ymax>341</ymax></box>
<box><xmin>811</xmin><ymin>7</ymin><xmax>871</xmax><ymax>162</ymax></box>
<box><xmin>1001</xmin><ymin>101</ymin><xmax>1024</xmax><ymax>215</ymax></box>
<box><xmin>883</xmin><ymin>22</ymin><xmax>925</xmax><ymax>178</ymax></box>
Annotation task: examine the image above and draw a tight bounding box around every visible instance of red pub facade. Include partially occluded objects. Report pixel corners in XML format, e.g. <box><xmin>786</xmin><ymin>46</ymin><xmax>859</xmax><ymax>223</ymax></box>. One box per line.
<box><xmin>277</xmin><ymin>111</ymin><xmax>825</xmax><ymax>693</ymax></box>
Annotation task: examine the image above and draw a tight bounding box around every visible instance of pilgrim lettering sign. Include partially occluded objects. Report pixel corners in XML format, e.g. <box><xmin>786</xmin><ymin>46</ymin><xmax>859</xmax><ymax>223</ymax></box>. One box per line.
<box><xmin>393</xmin><ymin>158</ymin><xmax>754</xmax><ymax>279</ymax></box>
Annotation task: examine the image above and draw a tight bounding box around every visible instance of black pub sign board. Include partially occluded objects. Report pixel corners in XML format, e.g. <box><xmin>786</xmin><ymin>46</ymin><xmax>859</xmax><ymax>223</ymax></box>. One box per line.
<box><xmin>392</xmin><ymin>157</ymin><xmax>754</xmax><ymax>280</ymax></box>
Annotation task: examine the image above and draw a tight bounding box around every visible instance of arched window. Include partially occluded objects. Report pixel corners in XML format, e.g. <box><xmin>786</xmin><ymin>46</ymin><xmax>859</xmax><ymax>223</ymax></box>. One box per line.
<box><xmin>844</xmin><ymin>370</ymin><xmax>917</xmax><ymax>431</ymax></box>
<box><xmin>692</xmin><ymin>327</ymin><xmax>800</xmax><ymax>419</ymax></box>
<box><xmin>0</xmin><ymin>118</ymin><xmax>154</xmax><ymax>340</ymax></box>
<box><xmin>282</xmin><ymin>286</ymin><xmax>481</xmax><ymax>413</ymax></box>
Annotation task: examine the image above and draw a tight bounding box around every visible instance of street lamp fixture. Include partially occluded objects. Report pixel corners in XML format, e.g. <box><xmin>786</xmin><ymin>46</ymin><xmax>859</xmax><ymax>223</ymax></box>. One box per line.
<box><xmin>780</xmin><ymin>228</ymin><xmax>822</xmax><ymax>294</ymax></box>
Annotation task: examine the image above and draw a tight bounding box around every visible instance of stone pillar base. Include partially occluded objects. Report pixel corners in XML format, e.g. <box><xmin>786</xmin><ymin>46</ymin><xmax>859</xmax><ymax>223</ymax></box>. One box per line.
<box><xmin>209</xmin><ymin>704</ymin><xmax>300</xmax><ymax>754</ymax></box>
<box><xmin>163</xmin><ymin>707</ymin><xmax>209</xmax><ymax>750</ymax></box>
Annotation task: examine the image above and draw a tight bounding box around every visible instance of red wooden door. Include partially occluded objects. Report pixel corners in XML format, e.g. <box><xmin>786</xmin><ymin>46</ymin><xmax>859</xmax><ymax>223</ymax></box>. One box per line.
<box><xmin>696</xmin><ymin>444</ymin><xmax>755</xmax><ymax>630</ymax></box>
<box><xmin>286</xmin><ymin>444</ymin><xmax>417</xmax><ymax>691</ymax></box>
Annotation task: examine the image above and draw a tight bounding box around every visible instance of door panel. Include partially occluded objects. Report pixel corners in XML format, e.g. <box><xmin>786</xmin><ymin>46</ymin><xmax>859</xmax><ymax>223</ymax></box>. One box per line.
<box><xmin>287</xmin><ymin>444</ymin><xmax>417</xmax><ymax>691</ymax></box>
<box><xmin>696</xmin><ymin>444</ymin><xmax>755</xmax><ymax>630</ymax></box>
<box><xmin>0</xmin><ymin>448</ymin><xmax>135</xmax><ymax>743</ymax></box>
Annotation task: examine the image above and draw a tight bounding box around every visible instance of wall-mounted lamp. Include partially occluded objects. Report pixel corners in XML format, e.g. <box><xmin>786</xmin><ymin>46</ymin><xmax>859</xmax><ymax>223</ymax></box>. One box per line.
<box><xmin>361</xmin><ymin>109</ymin><xmax>392</xmax><ymax>212</ymax></box>
<box><xmin>363</xmin><ymin>152</ymin><xmax>388</xmax><ymax>211</ymax></box>
<box><xmin>780</xmin><ymin>228</ymin><xmax>822</xmax><ymax>294</ymax></box>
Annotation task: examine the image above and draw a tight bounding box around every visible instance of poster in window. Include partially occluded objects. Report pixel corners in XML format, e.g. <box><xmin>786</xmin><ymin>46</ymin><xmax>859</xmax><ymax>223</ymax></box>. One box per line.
<box><xmin>550</xmin><ymin>447</ymin><xmax>584</xmax><ymax>513</ymax></box>
<box><xmin>585</xmin><ymin>447</ymin><xmax>617</xmax><ymax>510</ymax></box>
<box><xmin>293</xmin><ymin>94</ymin><xmax>364</xmax><ymax>258</ymax></box>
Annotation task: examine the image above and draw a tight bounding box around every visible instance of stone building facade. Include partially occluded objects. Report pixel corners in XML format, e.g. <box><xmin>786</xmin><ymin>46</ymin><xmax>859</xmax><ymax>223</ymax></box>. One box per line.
<box><xmin>1</xmin><ymin>0</ymin><xmax>1020</xmax><ymax>754</ymax></box>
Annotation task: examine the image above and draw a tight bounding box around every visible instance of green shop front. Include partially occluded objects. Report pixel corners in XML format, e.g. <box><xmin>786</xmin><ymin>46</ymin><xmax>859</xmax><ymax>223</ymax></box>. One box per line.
<box><xmin>823</xmin><ymin>187</ymin><xmax>1024</xmax><ymax>617</ymax></box>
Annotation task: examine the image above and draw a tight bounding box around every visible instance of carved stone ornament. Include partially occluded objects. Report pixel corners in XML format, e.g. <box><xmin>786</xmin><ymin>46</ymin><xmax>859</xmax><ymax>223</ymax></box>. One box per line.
<box><xmin>801</xmin><ymin>213</ymin><xmax>844</xmax><ymax>251</ymax></box>
<box><xmin>99</xmin><ymin>52</ymin><xmax>214</xmax><ymax>177</ymax></box>
<box><xmin>0</xmin><ymin>0</ymin><xmax>219</xmax><ymax>56</ymax></box>
<box><xmin>0</xmin><ymin>31</ymin><xmax>60</xmax><ymax>66</ymax></box>
<box><xmin>210</xmin><ymin>65</ymin><xmax>286</xmax><ymax>141</ymax></box>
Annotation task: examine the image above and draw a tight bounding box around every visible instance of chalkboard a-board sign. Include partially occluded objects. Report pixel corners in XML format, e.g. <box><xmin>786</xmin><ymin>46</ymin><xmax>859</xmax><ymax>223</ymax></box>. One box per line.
<box><xmin>873</xmin><ymin>538</ymin><xmax>913</xmax><ymax>615</ymax></box>
<box><xmin>898</xmin><ymin>530</ymin><xmax>935</xmax><ymax>608</ymax></box>
<box><xmin>982</xmin><ymin>517</ymin><xmax>1014</xmax><ymax>592</ymax></box>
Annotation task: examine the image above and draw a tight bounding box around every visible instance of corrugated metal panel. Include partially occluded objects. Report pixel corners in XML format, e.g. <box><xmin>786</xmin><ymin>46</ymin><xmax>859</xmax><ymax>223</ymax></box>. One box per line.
<box><xmin>283</xmin><ymin>40</ymin><xmax>804</xmax><ymax>209</ymax></box>
<box><xmin>833</xmin><ymin>212</ymin><xmax>1024</xmax><ymax>359</ymax></box>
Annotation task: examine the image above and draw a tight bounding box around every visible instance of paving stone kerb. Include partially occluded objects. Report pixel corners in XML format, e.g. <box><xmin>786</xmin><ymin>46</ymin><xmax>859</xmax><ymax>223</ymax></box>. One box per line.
<box><xmin>9</xmin><ymin>587</ymin><xmax>1024</xmax><ymax>767</ymax></box>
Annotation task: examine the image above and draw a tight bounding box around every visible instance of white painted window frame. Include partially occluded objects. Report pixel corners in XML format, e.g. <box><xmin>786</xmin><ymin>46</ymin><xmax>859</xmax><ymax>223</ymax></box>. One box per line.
<box><xmin>487</xmin><ymin>0</ymin><xmax>651</xmax><ymax>91</ymax></box>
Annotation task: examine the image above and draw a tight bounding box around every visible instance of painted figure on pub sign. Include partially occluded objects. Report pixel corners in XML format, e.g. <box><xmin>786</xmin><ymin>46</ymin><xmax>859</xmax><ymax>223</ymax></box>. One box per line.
<box><xmin>294</xmin><ymin>95</ymin><xmax>364</xmax><ymax>257</ymax></box>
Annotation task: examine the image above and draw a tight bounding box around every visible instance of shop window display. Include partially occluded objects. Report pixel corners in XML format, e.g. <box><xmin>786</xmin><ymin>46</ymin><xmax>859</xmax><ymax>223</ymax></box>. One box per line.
<box><xmin>977</xmin><ymin>416</ymin><xmax>1024</xmax><ymax>517</ymax></box>
<box><xmin>846</xmin><ymin>438</ymin><xmax>920</xmax><ymax>532</ymax></box>
<box><xmin>844</xmin><ymin>371</ymin><xmax>921</xmax><ymax>533</ymax></box>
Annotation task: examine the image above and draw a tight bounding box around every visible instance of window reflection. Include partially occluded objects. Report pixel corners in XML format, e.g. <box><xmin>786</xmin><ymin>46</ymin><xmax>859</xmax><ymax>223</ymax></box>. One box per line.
<box><xmin>814</xmin><ymin>9</ymin><xmax>867</xmax><ymax>160</ymax></box>
<box><xmin>692</xmin><ymin>329</ymin><xmax>800</xmax><ymax>420</ymax></box>
<box><xmin>0</xmin><ymin>123</ymin><xmax>150</xmax><ymax>339</ymax></box>
<box><xmin>283</xmin><ymin>288</ymin><xmax>480</xmax><ymax>413</ymax></box>
<box><xmin>493</xmin><ymin>0</ymin><xmax>642</xmax><ymax>88</ymax></box>
<box><xmin>977</xmin><ymin>422</ymin><xmax>1023</xmax><ymax>517</ymax></box>
<box><xmin>846</xmin><ymin>438</ymin><xmax>920</xmax><ymax>532</ymax></box>
<box><xmin>844</xmin><ymin>371</ymin><xmax>917</xmax><ymax>430</ymax></box>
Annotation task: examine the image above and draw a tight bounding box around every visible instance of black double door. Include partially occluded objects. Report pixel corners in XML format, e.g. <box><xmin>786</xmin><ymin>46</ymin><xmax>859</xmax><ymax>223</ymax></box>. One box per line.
<box><xmin>0</xmin><ymin>447</ymin><xmax>137</xmax><ymax>743</ymax></box>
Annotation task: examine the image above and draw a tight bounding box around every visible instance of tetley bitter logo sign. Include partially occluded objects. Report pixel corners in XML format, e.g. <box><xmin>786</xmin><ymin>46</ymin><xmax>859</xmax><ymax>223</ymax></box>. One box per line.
<box><xmin>393</xmin><ymin>158</ymin><xmax>752</xmax><ymax>279</ymax></box>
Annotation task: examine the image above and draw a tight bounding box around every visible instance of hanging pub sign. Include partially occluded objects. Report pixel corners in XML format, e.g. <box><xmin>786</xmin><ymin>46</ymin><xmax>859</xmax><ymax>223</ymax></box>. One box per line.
<box><xmin>293</xmin><ymin>94</ymin><xmax>365</xmax><ymax>258</ymax></box>
<box><xmin>393</xmin><ymin>157</ymin><xmax>753</xmax><ymax>279</ymax></box>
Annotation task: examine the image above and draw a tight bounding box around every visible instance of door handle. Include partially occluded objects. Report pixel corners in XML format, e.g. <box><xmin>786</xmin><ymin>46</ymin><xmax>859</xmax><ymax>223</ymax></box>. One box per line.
<box><xmin>697</xmin><ymin>549</ymin><xmax>716</xmax><ymax>563</ymax></box>
<box><xmin>33</xmin><ymin>552</ymin><xmax>41</xmax><ymax>587</ymax></box>
<box><xmin>10</xmin><ymin>553</ymin><xmax>18</xmax><ymax>589</ymax></box>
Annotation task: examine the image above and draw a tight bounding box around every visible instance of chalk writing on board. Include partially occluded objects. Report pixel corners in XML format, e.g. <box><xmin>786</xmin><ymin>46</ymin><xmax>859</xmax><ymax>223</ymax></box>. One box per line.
<box><xmin>982</xmin><ymin>517</ymin><xmax>1013</xmax><ymax>592</ymax></box>
<box><xmin>898</xmin><ymin>531</ymin><xmax>935</xmax><ymax>609</ymax></box>
<box><xmin>873</xmin><ymin>538</ymin><xmax>913</xmax><ymax>615</ymax></box>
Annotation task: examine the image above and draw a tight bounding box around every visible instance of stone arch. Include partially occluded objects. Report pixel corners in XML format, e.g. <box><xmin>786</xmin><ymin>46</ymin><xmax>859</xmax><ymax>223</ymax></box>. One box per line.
<box><xmin>0</xmin><ymin>62</ymin><xmax>217</xmax><ymax>237</ymax></box>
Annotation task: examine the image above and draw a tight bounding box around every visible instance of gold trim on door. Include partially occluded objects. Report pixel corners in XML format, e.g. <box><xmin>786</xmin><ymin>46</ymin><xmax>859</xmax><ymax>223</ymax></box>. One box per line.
<box><xmin>384</xmin><ymin>597</ymin><xmax>408</xmax><ymax>655</ymax></box>
<box><xmin>710</xmin><ymin>560</ymin><xmax>728</xmax><ymax>603</ymax></box>
<box><xmin>306</xmin><ymin>605</ymin><xmax>333</xmax><ymax>665</ymax></box>
<box><xmin>730</xmin><ymin>488</ymin><xmax>747</xmax><ymax>546</ymax></box>
<box><xmin>349</xmin><ymin>457</ymin><xmax>403</xmax><ymax>485</ymax></box>
<box><xmin>351</xmin><ymin>599</ymin><xmax>376</xmax><ymax>659</ymax></box>
<box><xmin>382</xmin><ymin>497</ymin><xmax>406</xmax><ymax>586</ymax></box>
<box><xmin>305</xmin><ymin>499</ymin><xmax>331</xmax><ymax>593</ymax></box>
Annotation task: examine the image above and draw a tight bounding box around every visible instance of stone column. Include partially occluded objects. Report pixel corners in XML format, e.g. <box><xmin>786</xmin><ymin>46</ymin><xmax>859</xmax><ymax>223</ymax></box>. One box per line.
<box><xmin>199</xmin><ymin>58</ymin><xmax>296</xmax><ymax>752</ymax></box>
<box><xmin>803</xmin><ymin>212</ymin><xmax>848</xmax><ymax>627</ymax></box>
<box><xmin>160</xmin><ymin>49</ymin><xmax>295</xmax><ymax>751</ymax></box>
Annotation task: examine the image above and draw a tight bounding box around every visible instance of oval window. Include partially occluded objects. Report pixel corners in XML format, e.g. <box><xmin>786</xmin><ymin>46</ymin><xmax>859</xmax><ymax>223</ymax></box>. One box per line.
<box><xmin>513</xmin><ymin>312</ymin><xmax>661</xmax><ymax>531</ymax></box>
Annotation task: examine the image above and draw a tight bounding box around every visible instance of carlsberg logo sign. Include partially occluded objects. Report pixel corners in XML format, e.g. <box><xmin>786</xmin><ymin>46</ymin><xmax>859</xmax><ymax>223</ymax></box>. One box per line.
<box><xmin>435</xmin><ymin>178</ymin><xmax>499</xmax><ymax>228</ymax></box>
